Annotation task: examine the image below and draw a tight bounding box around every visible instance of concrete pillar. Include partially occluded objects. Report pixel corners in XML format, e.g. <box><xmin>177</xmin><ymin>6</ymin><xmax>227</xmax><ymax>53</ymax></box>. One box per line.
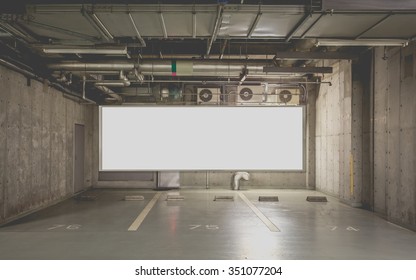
<box><xmin>351</xmin><ymin>79</ymin><xmax>363</xmax><ymax>208</ymax></box>
<box><xmin>306</xmin><ymin>84</ymin><xmax>316</xmax><ymax>190</ymax></box>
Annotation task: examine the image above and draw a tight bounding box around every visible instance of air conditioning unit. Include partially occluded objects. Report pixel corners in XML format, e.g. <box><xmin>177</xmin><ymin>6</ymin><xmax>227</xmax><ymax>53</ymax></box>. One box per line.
<box><xmin>268</xmin><ymin>87</ymin><xmax>301</xmax><ymax>105</ymax></box>
<box><xmin>236</xmin><ymin>86</ymin><xmax>266</xmax><ymax>105</ymax></box>
<box><xmin>197</xmin><ymin>88</ymin><xmax>221</xmax><ymax>105</ymax></box>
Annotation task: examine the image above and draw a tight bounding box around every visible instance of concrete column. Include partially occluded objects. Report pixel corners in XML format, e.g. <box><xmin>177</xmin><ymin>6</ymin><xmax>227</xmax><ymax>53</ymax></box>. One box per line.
<box><xmin>351</xmin><ymin>79</ymin><xmax>363</xmax><ymax>207</ymax></box>
<box><xmin>306</xmin><ymin>84</ymin><xmax>316</xmax><ymax>190</ymax></box>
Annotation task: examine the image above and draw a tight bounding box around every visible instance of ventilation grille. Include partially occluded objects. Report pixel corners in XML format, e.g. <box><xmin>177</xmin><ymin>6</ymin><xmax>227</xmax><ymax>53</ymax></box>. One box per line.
<box><xmin>124</xmin><ymin>195</ymin><xmax>144</xmax><ymax>201</ymax></box>
<box><xmin>306</xmin><ymin>196</ymin><xmax>328</xmax><ymax>202</ymax></box>
<box><xmin>258</xmin><ymin>196</ymin><xmax>279</xmax><ymax>202</ymax></box>
<box><xmin>214</xmin><ymin>195</ymin><xmax>234</xmax><ymax>201</ymax></box>
<box><xmin>74</xmin><ymin>195</ymin><xmax>97</xmax><ymax>201</ymax></box>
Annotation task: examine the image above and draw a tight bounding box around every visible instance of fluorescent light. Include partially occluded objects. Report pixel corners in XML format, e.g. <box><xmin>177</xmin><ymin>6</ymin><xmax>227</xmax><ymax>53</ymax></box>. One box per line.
<box><xmin>43</xmin><ymin>46</ymin><xmax>127</xmax><ymax>55</ymax></box>
<box><xmin>315</xmin><ymin>39</ymin><xmax>408</xmax><ymax>47</ymax></box>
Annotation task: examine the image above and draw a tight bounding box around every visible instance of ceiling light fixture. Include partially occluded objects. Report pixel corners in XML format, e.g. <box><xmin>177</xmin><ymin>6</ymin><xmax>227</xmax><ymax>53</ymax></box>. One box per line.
<box><xmin>43</xmin><ymin>46</ymin><xmax>128</xmax><ymax>55</ymax></box>
<box><xmin>315</xmin><ymin>39</ymin><xmax>408</xmax><ymax>47</ymax></box>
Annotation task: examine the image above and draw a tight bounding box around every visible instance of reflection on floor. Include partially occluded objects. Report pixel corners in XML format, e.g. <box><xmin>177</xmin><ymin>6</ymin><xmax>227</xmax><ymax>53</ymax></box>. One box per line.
<box><xmin>0</xmin><ymin>188</ymin><xmax>415</xmax><ymax>260</ymax></box>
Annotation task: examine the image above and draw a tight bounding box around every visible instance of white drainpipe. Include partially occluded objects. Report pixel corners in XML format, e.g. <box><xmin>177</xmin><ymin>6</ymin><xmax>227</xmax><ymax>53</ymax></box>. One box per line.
<box><xmin>233</xmin><ymin>172</ymin><xmax>250</xmax><ymax>190</ymax></box>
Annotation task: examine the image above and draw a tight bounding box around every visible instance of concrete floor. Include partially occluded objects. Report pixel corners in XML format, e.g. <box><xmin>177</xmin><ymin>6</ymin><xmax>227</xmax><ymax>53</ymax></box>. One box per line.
<box><xmin>0</xmin><ymin>189</ymin><xmax>415</xmax><ymax>260</ymax></box>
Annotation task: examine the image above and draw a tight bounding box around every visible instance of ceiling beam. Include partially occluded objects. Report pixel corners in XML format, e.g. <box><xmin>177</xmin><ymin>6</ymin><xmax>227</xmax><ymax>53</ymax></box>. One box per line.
<box><xmin>285</xmin><ymin>13</ymin><xmax>311</xmax><ymax>42</ymax></box>
<box><xmin>274</xmin><ymin>51</ymin><xmax>357</xmax><ymax>60</ymax></box>
<box><xmin>247</xmin><ymin>11</ymin><xmax>262</xmax><ymax>38</ymax></box>
<box><xmin>355</xmin><ymin>14</ymin><xmax>392</xmax><ymax>39</ymax></box>
<box><xmin>128</xmin><ymin>13</ymin><xmax>146</xmax><ymax>47</ymax></box>
<box><xmin>263</xmin><ymin>66</ymin><xmax>333</xmax><ymax>74</ymax></box>
<box><xmin>207</xmin><ymin>5</ymin><xmax>224</xmax><ymax>56</ymax></box>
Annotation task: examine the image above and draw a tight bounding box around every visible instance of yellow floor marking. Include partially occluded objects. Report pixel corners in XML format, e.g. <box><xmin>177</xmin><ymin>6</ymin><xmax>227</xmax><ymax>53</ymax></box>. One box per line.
<box><xmin>128</xmin><ymin>192</ymin><xmax>161</xmax><ymax>231</ymax></box>
<box><xmin>238</xmin><ymin>193</ymin><xmax>280</xmax><ymax>232</ymax></box>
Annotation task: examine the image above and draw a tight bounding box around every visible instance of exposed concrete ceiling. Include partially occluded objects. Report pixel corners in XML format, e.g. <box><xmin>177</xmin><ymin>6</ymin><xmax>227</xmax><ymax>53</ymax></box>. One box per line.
<box><xmin>0</xmin><ymin>0</ymin><xmax>415</xmax><ymax>103</ymax></box>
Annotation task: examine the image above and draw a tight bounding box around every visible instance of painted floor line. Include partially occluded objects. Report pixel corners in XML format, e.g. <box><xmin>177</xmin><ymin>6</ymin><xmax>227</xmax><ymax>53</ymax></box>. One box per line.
<box><xmin>238</xmin><ymin>193</ymin><xmax>280</xmax><ymax>232</ymax></box>
<box><xmin>128</xmin><ymin>192</ymin><xmax>161</xmax><ymax>231</ymax></box>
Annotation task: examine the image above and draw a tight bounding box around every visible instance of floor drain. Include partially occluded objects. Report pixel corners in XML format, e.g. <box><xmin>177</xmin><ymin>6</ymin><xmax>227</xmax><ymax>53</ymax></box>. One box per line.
<box><xmin>75</xmin><ymin>195</ymin><xmax>97</xmax><ymax>201</ymax></box>
<box><xmin>124</xmin><ymin>195</ymin><xmax>144</xmax><ymax>201</ymax></box>
<box><xmin>258</xmin><ymin>196</ymin><xmax>279</xmax><ymax>202</ymax></box>
<box><xmin>214</xmin><ymin>196</ymin><xmax>234</xmax><ymax>201</ymax></box>
<box><xmin>306</xmin><ymin>196</ymin><xmax>328</xmax><ymax>202</ymax></box>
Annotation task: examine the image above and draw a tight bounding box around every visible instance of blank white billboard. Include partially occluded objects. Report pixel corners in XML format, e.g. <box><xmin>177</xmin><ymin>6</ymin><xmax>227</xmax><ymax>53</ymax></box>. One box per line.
<box><xmin>100</xmin><ymin>106</ymin><xmax>303</xmax><ymax>171</ymax></box>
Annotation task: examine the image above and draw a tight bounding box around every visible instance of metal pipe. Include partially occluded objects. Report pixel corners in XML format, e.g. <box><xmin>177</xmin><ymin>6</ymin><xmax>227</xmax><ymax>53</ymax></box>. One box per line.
<box><xmin>48</xmin><ymin>62</ymin><xmax>136</xmax><ymax>71</ymax></box>
<box><xmin>82</xmin><ymin>76</ymin><xmax>86</xmax><ymax>99</ymax></box>
<box><xmin>264</xmin><ymin>66</ymin><xmax>333</xmax><ymax>74</ymax></box>
<box><xmin>0</xmin><ymin>58</ymin><xmax>95</xmax><ymax>104</ymax></box>
<box><xmin>49</xmin><ymin>60</ymin><xmax>323</xmax><ymax>77</ymax></box>
<box><xmin>79</xmin><ymin>73</ymin><xmax>123</xmax><ymax>102</ymax></box>
<box><xmin>0</xmin><ymin>21</ymin><xmax>34</xmax><ymax>41</ymax></box>
<box><xmin>219</xmin><ymin>39</ymin><xmax>228</xmax><ymax>60</ymax></box>
<box><xmin>94</xmin><ymin>80</ymin><xmax>131</xmax><ymax>87</ymax></box>
<box><xmin>0</xmin><ymin>58</ymin><xmax>37</xmax><ymax>79</ymax></box>
<box><xmin>135</xmin><ymin>80</ymin><xmax>327</xmax><ymax>85</ymax></box>
<box><xmin>94</xmin><ymin>85</ymin><xmax>123</xmax><ymax>102</ymax></box>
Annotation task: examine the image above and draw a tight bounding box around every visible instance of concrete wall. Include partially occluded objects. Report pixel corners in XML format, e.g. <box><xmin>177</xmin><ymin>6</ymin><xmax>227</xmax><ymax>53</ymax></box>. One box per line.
<box><xmin>315</xmin><ymin>58</ymin><xmax>371</xmax><ymax>208</ymax></box>
<box><xmin>316</xmin><ymin>46</ymin><xmax>416</xmax><ymax>230</ymax></box>
<box><xmin>315</xmin><ymin>60</ymin><xmax>352</xmax><ymax>200</ymax></box>
<box><xmin>373</xmin><ymin>45</ymin><xmax>416</xmax><ymax>230</ymax></box>
<box><xmin>0</xmin><ymin>64</ymin><xmax>95</xmax><ymax>225</ymax></box>
<box><xmin>180</xmin><ymin>171</ymin><xmax>306</xmax><ymax>189</ymax></box>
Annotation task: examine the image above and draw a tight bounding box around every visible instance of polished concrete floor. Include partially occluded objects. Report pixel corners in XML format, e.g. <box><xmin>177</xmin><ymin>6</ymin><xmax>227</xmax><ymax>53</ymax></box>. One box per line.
<box><xmin>0</xmin><ymin>188</ymin><xmax>415</xmax><ymax>260</ymax></box>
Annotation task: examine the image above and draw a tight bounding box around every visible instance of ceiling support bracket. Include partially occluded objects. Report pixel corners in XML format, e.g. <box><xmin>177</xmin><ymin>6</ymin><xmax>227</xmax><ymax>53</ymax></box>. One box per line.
<box><xmin>247</xmin><ymin>11</ymin><xmax>262</xmax><ymax>38</ymax></box>
<box><xmin>82</xmin><ymin>8</ymin><xmax>113</xmax><ymax>42</ymax></box>
<box><xmin>128</xmin><ymin>12</ymin><xmax>146</xmax><ymax>47</ymax></box>
<box><xmin>207</xmin><ymin>4</ymin><xmax>224</xmax><ymax>56</ymax></box>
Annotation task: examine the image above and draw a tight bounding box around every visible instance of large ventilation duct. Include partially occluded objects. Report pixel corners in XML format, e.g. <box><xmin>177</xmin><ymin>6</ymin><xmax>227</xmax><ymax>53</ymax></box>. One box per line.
<box><xmin>48</xmin><ymin>61</ymin><xmax>266</xmax><ymax>77</ymax></box>
<box><xmin>142</xmin><ymin>62</ymin><xmax>265</xmax><ymax>77</ymax></box>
